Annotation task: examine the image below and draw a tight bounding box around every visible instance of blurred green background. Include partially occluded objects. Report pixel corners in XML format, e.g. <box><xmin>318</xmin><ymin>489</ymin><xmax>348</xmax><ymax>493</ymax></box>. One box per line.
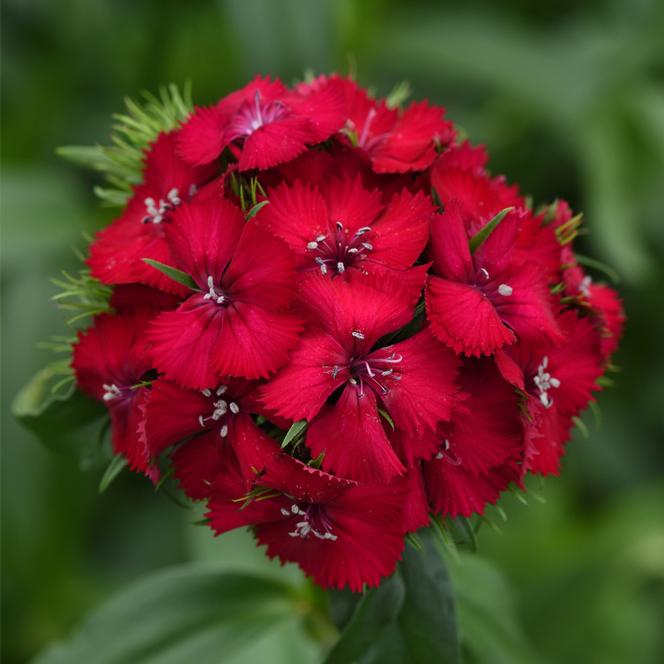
<box><xmin>2</xmin><ymin>1</ymin><xmax>664</xmax><ymax>662</ymax></box>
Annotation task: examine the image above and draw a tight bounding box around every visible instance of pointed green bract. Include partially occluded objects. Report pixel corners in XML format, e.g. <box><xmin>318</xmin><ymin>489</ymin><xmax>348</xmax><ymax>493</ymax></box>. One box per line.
<box><xmin>469</xmin><ymin>206</ymin><xmax>514</xmax><ymax>253</ymax></box>
<box><xmin>143</xmin><ymin>258</ymin><xmax>199</xmax><ymax>290</ymax></box>
<box><xmin>246</xmin><ymin>200</ymin><xmax>270</xmax><ymax>220</ymax></box>
<box><xmin>98</xmin><ymin>455</ymin><xmax>128</xmax><ymax>494</ymax></box>
<box><xmin>57</xmin><ymin>83</ymin><xmax>193</xmax><ymax>206</ymax></box>
<box><xmin>281</xmin><ymin>419</ymin><xmax>307</xmax><ymax>449</ymax></box>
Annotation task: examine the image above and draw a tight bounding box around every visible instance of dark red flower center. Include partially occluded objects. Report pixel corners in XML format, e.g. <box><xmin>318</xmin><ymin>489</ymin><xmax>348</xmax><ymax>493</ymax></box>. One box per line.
<box><xmin>227</xmin><ymin>91</ymin><xmax>290</xmax><ymax>140</ymax></box>
<box><xmin>434</xmin><ymin>437</ymin><xmax>462</xmax><ymax>466</ymax></box>
<box><xmin>281</xmin><ymin>502</ymin><xmax>338</xmax><ymax>541</ymax></box>
<box><xmin>306</xmin><ymin>221</ymin><xmax>374</xmax><ymax>275</ymax></box>
<box><xmin>202</xmin><ymin>276</ymin><xmax>230</xmax><ymax>306</ymax></box>
<box><xmin>198</xmin><ymin>384</ymin><xmax>239</xmax><ymax>438</ymax></box>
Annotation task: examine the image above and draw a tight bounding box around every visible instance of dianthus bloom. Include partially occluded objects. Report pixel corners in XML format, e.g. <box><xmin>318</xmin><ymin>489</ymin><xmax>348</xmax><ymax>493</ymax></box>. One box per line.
<box><xmin>72</xmin><ymin>74</ymin><xmax>624</xmax><ymax>591</ymax></box>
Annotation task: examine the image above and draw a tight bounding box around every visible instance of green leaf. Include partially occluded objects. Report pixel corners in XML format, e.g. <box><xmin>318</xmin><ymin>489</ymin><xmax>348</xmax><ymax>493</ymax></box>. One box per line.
<box><xmin>385</xmin><ymin>80</ymin><xmax>412</xmax><ymax>109</ymax></box>
<box><xmin>143</xmin><ymin>259</ymin><xmax>198</xmax><ymax>290</ymax></box>
<box><xmin>98</xmin><ymin>455</ymin><xmax>128</xmax><ymax>493</ymax></box>
<box><xmin>397</xmin><ymin>528</ymin><xmax>460</xmax><ymax>663</ymax></box>
<box><xmin>326</xmin><ymin>528</ymin><xmax>461</xmax><ymax>663</ymax></box>
<box><xmin>575</xmin><ymin>253</ymin><xmax>621</xmax><ymax>285</ymax></box>
<box><xmin>245</xmin><ymin>200</ymin><xmax>270</xmax><ymax>220</ymax></box>
<box><xmin>448</xmin><ymin>553</ymin><xmax>535</xmax><ymax>664</ymax></box>
<box><xmin>12</xmin><ymin>362</ymin><xmax>108</xmax><ymax>469</ymax></box>
<box><xmin>33</xmin><ymin>564</ymin><xmax>298</xmax><ymax>664</ymax></box>
<box><xmin>469</xmin><ymin>207</ymin><xmax>514</xmax><ymax>253</ymax></box>
<box><xmin>324</xmin><ymin>574</ymin><xmax>406</xmax><ymax>664</ymax></box>
<box><xmin>281</xmin><ymin>419</ymin><xmax>307</xmax><ymax>449</ymax></box>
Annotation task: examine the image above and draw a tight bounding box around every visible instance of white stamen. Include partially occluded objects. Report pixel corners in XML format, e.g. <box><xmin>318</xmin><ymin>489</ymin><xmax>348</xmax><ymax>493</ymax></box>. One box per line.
<box><xmin>356</xmin><ymin>226</ymin><xmax>371</xmax><ymax>235</ymax></box>
<box><xmin>216</xmin><ymin>385</ymin><xmax>227</xmax><ymax>396</ymax></box>
<box><xmin>534</xmin><ymin>356</ymin><xmax>560</xmax><ymax>409</ymax></box>
<box><xmin>198</xmin><ymin>415</ymin><xmax>206</xmax><ymax>427</ymax></box>
<box><xmin>347</xmin><ymin>247</ymin><xmax>359</xmax><ymax>254</ymax></box>
<box><xmin>285</xmin><ymin>503</ymin><xmax>337</xmax><ymax>541</ymax></box>
<box><xmin>361</xmin><ymin>242</ymin><xmax>373</xmax><ymax>251</ymax></box>
<box><xmin>498</xmin><ymin>283</ymin><xmax>513</xmax><ymax>297</ymax></box>
<box><xmin>203</xmin><ymin>275</ymin><xmax>226</xmax><ymax>304</ymax></box>
<box><xmin>336</xmin><ymin>261</ymin><xmax>345</xmax><ymax>274</ymax></box>
<box><xmin>307</xmin><ymin>241</ymin><xmax>318</xmax><ymax>250</ymax></box>
<box><xmin>102</xmin><ymin>383</ymin><xmax>121</xmax><ymax>402</ymax></box>
<box><xmin>335</xmin><ymin>221</ymin><xmax>344</xmax><ymax>231</ymax></box>
<box><xmin>480</xmin><ymin>268</ymin><xmax>490</xmax><ymax>280</ymax></box>
<box><xmin>202</xmin><ymin>388</ymin><xmax>212</xmax><ymax>397</ymax></box>
<box><xmin>579</xmin><ymin>275</ymin><xmax>592</xmax><ymax>298</ymax></box>
<box><xmin>315</xmin><ymin>257</ymin><xmax>328</xmax><ymax>275</ymax></box>
<box><xmin>220</xmin><ymin>425</ymin><xmax>228</xmax><ymax>438</ymax></box>
<box><xmin>316</xmin><ymin>234</ymin><xmax>326</xmax><ymax>242</ymax></box>
<box><xmin>351</xmin><ymin>330</ymin><xmax>365</xmax><ymax>340</ymax></box>
<box><xmin>229</xmin><ymin>401</ymin><xmax>240</xmax><ymax>414</ymax></box>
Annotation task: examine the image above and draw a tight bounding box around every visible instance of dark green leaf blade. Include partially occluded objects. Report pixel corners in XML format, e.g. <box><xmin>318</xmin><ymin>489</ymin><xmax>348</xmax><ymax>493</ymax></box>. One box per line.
<box><xmin>143</xmin><ymin>258</ymin><xmax>198</xmax><ymax>290</ymax></box>
<box><xmin>324</xmin><ymin>574</ymin><xmax>405</xmax><ymax>664</ymax></box>
<box><xmin>13</xmin><ymin>363</ymin><xmax>108</xmax><ymax>469</ymax></box>
<box><xmin>33</xmin><ymin>564</ymin><xmax>298</xmax><ymax>664</ymax></box>
<box><xmin>469</xmin><ymin>207</ymin><xmax>513</xmax><ymax>253</ymax></box>
<box><xmin>398</xmin><ymin>528</ymin><xmax>460</xmax><ymax>663</ymax></box>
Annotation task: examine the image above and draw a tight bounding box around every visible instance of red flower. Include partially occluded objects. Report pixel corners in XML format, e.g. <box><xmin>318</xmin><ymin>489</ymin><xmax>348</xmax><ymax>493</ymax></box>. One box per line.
<box><xmin>258</xmin><ymin>175</ymin><xmax>433</xmax><ymax>278</ymax></box>
<box><xmin>88</xmin><ymin>131</ymin><xmax>216</xmax><ymax>295</ymax></box>
<box><xmin>206</xmin><ymin>451</ymin><xmax>407</xmax><ymax>591</ymax></box>
<box><xmin>495</xmin><ymin>309</ymin><xmax>603</xmax><ymax>475</ymax></box>
<box><xmin>72</xmin><ymin>311</ymin><xmax>156</xmax><ymax>477</ymax></box>
<box><xmin>261</xmin><ymin>275</ymin><xmax>459</xmax><ymax>481</ymax></box>
<box><xmin>562</xmin><ymin>246</ymin><xmax>625</xmax><ymax>360</ymax></box>
<box><xmin>426</xmin><ymin>201</ymin><xmax>563</xmax><ymax>356</ymax></box>
<box><xmin>147</xmin><ymin>196</ymin><xmax>303</xmax><ymax>387</ymax></box>
<box><xmin>321</xmin><ymin>76</ymin><xmax>454</xmax><ymax>173</ymax></box>
<box><xmin>144</xmin><ymin>378</ymin><xmax>278</xmax><ymax>499</ymax></box>
<box><xmin>423</xmin><ymin>359</ymin><xmax>523</xmax><ymax>517</ymax></box>
<box><xmin>178</xmin><ymin>76</ymin><xmax>345</xmax><ymax>171</ymax></box>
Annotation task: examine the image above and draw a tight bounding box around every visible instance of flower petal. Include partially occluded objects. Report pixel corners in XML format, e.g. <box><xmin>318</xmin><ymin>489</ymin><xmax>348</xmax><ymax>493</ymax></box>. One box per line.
<box><xmin>307</xmin><ymin>384</ymin><xmax>405</xmax><ymax>482</ymax></box>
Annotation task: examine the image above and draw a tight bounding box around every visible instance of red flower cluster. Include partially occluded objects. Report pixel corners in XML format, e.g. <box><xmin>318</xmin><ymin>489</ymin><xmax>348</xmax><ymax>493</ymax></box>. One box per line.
<box><xmin>73</xmin><ymin>75</ymin><xmax>624</xmax><ymax>591</ymax></box>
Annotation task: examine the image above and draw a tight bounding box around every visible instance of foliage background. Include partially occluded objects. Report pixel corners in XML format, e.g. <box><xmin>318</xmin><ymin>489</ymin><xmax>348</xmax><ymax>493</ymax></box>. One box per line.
<box><xmin>2</xmin><ymin>0</ymin><xmax>663</xmax><ymax>662</ymax></box>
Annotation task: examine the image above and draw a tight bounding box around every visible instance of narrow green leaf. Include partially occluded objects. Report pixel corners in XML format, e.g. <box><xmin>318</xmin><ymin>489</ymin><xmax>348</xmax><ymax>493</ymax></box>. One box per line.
<box><xmin>143</xmin><ymin>258</ymin><xmax>198</xmax><ymax>290</ymax></box>
<box><xmin>98</xmin><ymin>455</ymin><xmax>128</xmax><ymax>493</ymax></box>
<box><xmin>575</xmin><ymin>253</ymin><xmax>621</xmax><ymax>284</ymax></box>
<box><xmin>386</xmin><ymin>80</ymin><xmax>412</xmax><ymax>109</ymax></box>
<box><xmin>469</xmin><ymin>207</ymin><xmax>514</xmax><ymax>253</ymax></box>
<box><xmin>377</xmin><ymin>407</ymin><xmax>395</xmax><ymax>431</ymax></box>
<box><xmin>33</xmin><ymin>564</ymin><xmax>297</xmax><ymax>664</ymax></box>
<box><xmin>246</xmin><ymin>200</ymin><xmax>269</xmax><ymax>220</ymax></box>
<box><xmin>281</xmin><ymin>419</ymin><xmax>307</xmax><ymax>449</ymax></box>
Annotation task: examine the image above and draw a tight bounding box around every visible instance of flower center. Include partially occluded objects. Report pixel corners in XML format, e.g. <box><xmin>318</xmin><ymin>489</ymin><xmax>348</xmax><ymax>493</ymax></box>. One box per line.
<box><xmin>532</xmin><ymin>356</ymin><xmax>561</xmax><ymax>408</ymax></box>
<box><xmin>199</xmin><ymin>385</ymin><xmax>238</xmax><ymax>438</ymax></box>
<box><xmin>102</xmin><ymin>383</ymin><xmax>123</xmax><ymax>402</ymax></box>
<box><xmin>142</xmin><ymin>188</ymin><xmax>183</xmax><ymax>224</ymax></box>
<box><xmin>228</xmin><ymin>91</ymin><xmax>289</xmax><ymax>139</ymax></box>
<box><xmin>282</xmin><ymin>503</ymin><xmax>338</xmax><ymax>541</ymax></box>
<box><xmin>434</xmin><ymin>438</ymin><xmax>462</xmax><ymax>466</ymax></box>
<box><xmin>203</xmin><ymin>276</ymin><xmax>228</xmax><ymax>306</ymax></box>
<box><xmin>306</xmin><ymin>221</ymin><xmax>374</xmax><ymax>275</ymax></box>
